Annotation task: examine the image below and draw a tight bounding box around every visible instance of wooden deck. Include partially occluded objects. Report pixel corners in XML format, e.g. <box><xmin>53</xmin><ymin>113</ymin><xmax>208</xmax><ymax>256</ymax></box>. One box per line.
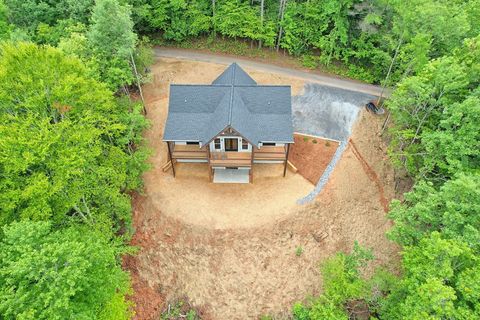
<box><xmin>210</xmin><ymin>151</ymin><xmax>252</xmax><ymax>167</ymax></box>
<box><xmin>171</xmin><ymin>144</ymin><xmax>287</xmax><ymax>167</ymax></box>
<box><xmin>167</xmin><ymin>143</ymin><xmax>290</xmax><ymax>181</ymax></box>
<box><xmin>253</xmin><ymin>146</ymin><xmax>287</xmax><ymax>161</ymax></box>
<box><xmin>172</xmin><ymin>144</ymin><xmax>207</xmax><ymax>159</ymax></box>
<box><xmin>172</xmin><ymin>145</ymin><xmax>286</xmax><ymax>165</ymax></box>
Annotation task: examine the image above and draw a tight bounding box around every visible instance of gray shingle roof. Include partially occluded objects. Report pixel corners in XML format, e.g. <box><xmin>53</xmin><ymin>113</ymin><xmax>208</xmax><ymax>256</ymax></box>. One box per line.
<box><xmin>163</xmin><ymin>63</ymin><xmax>293</xmax><ymax>146</ymax></box>
<box><xmin>212</xmin><ymin>62</ymin><xmax>257</xmax><ymax>85</ymax></box>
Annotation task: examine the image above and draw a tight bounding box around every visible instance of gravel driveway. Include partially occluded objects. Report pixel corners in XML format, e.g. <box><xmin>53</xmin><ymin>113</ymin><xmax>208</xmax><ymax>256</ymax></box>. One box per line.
<box><xmin>154</xmin><ymin>47</ymin><xmax>386</xmax><ymax>96</ymax></box>
<box><xmin>292</xmin><ymin>83</ymin><xmax>376</xmax><ymax>141</ymax></box>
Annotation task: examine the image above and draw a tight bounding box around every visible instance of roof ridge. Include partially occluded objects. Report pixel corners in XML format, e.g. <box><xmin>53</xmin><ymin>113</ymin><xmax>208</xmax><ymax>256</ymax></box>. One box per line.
<box><xmin>171</xmin><ymin>83</ymin><xmax>290</xmax><ymax>88</ymax></box>
<box><xmin>226</xmin><ymin>63</ymin><xmax>237</xmax><ymax>124</ymax></box>
<box><xmin>228</xmin><ymin>85</ymin><xmax>234</xmax><ymax>124</ymax></box>
<box><xmin>233</xmin><ymin>84</ymin><xmax>291</xmax><ymax>88</ymax></box>
<box><xmin>171</xmin><ymin>83</ymin><xmax>231</xmax><ymax>87</ymax></box>
<box><xmin>232</xmin><ymin>62</ymin><xmax>237</xmax><ymax>85</ymax></box>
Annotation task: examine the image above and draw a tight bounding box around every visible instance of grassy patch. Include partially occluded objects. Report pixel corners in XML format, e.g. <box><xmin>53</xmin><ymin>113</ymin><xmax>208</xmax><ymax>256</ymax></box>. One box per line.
<box><xmin>295</xmin><ymin>246</ymin><xmax>304</xmax><ymax>257</ymax></box>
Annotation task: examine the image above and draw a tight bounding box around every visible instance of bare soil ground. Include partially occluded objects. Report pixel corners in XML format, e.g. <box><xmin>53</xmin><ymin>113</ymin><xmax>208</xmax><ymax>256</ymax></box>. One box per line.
<box><xmin>125</xmin><ymin>58</ymin><xmax>399</xmax><ymax>320</ymax></box>
<box><xmin>140</xmin><ymin>58</ymin><xmax>311</xmax><ymax>229</ymax></box>
<box><xmin>289</xmin><ymin>134</ymin><xmax>339</xmax><ymax>184</ymax></box>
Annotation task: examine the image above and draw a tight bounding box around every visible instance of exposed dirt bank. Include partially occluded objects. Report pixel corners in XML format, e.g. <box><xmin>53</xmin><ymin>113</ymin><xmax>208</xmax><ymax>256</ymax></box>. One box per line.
<box><xmin>289</xmin><ymin>134</ymin><xmax>339</xmax><ymax>185</ymax></box>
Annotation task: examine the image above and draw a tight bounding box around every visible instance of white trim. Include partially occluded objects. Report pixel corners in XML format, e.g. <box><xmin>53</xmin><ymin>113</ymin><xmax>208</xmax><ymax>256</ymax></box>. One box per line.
<box><xmin>174</xmin><ymin>141</ymin><xmax>202</xmax><ymax>147</ymax></box>
<box><xmin>253</xmin><ymin>160</ymin><xmax>284</xmax><ymax>164</ymax></box>
<box><xmin>211</xmin><ymin>138</ymin><xmax>222</xmax><ymax>151</ymax></box>
<box><xmin>176</xmin><ymin>159</ymin><xmax>208</xmax><ymax>163</ymax></box>
<box><xmin>259</xmin><ymin>142</ymin><xmax>284</xmax><ymax>148</ymax></box>
<box><xmin>239</xmin><ymin>137</ymin><xmax>252</xmax><ymax>152</ymax></box>
<box><xmin>209</xmin><ymin>136</ymin><xmax>251</xmax><ymax>152</ymax></box>
<box><xmin>293</xmin><ymin>132</ymin><xmax>341</xmax><ymax>143</ymax></box>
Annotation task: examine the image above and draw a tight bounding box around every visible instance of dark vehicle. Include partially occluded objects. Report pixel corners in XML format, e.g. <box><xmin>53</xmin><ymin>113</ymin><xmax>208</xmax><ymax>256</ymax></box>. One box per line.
<box><xmin>365</xmin><ymin>101</ymin><xmax>385</xmax><ymax>115</ymax></box>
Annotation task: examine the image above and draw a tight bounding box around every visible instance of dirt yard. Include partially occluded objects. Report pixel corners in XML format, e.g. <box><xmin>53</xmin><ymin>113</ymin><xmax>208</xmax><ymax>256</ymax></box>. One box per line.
<box><xmin>289</xmin><ymin>134</ymin><xmax>340</xmax><ymax>184</ymax></box>
<box><xmin>124</xmin><ymin>58</ymin><xmax>399</xmax><ymax>319</ymax></box>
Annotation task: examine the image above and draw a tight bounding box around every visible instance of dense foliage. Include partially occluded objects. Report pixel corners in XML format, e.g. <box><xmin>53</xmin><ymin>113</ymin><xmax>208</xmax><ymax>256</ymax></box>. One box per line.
<box><xmin>2</xmin><ymin>0</ymin><xmax>479</xmax><ymax>84</ymax></box>
<box><xmin>0</xmin><ymin>43</ymin><xmax>148</xmax><ymax>232</ymax></box>
<box><xmin>130</xmin><ymin>0</ymin><xmax>479</xmax><ymax>83</ymax></box>
<box><xmin>0</xmin><ymin>27</ymin><xmax>148</xmax><ymax>320</ymax></box>
<box><xmin>388</xmin><ymin>36</ymin><xmax>480</xmax><ymax>180</ymax></box>
<box><xmin>0</xmin><ymin>0</ymin><xmax>479</xmax><ymax>319</ymax></box>
<box><xmin>0</xmin><ymin>221</ymin><xmax>133</xmax><ymax>319</ymax></box>
<box><xmin>0</xmin><ymin>0</ymin><xmax>151</xmax><ymax>317</ymax></box>
<box><xmin>292</xmin><ymin>243</ymin><xmax>379</xmax><ymax>319</ymax></box>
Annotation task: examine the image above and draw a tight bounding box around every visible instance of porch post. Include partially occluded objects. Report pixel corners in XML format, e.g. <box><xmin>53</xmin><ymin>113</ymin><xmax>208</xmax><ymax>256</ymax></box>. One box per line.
<box><xmin>167</xmin><ymin>141</ymin><xmax>175</xmax><ymax>177</ymax></box>
<box><xmin>283</xmin><ymin>143</ymin><xmax>290</xmax><ymax>177</ymax></box>
<box><xmin>250</xmin><ymin>146</ymin><xmax>255</xmax><ymax>183</ymax></box>
<box><xmin>207</xmin><ymin>144</ymin><xmax>212</xmax><ymax>182</ymax></box>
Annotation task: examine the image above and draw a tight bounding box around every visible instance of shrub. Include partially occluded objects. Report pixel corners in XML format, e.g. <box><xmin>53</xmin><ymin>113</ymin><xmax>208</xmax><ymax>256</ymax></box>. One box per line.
<box><xmin>296</xmin><ymin>246</ymin><xmax>304</xmax><ymax>256</ymax></box>
<box><xmin>302</xmin><ymin>55</ymin><xmax>318</xmax><ymax>69</ymax></box>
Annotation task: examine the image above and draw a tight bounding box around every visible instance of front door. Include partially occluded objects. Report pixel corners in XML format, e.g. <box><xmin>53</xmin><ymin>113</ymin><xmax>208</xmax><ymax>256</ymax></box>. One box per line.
<box><xmin>224</xmin><ymin>138</ymin><xmax>238</xmax><ymax>151</ymax></box>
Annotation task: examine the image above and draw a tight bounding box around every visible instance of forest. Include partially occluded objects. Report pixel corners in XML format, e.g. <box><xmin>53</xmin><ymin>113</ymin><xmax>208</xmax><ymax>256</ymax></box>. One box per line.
<box><xmin>0</xmin><ymin>0</ymin><xmax>478</xmax><ymax>319</ymax></box>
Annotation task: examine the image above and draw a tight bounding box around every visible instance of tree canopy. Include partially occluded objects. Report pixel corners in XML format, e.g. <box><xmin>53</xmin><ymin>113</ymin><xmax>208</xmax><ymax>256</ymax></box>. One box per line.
<box><xmin>0</xmin><ymin>221</ymin><xmax>132</xmax><ymax>319</ymax></box>
<box><xmin>387</xmin><ymin>36</ymin><xmax>480</xmax><ymax>181</ymax></box>
<box><xmin>0</xmin><ymin>42</ymin><xmax>148</xmax><ymax>233</ymax></box>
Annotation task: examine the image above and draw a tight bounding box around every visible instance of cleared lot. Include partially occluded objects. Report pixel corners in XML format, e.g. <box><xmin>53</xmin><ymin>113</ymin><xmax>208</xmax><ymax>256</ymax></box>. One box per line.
<box><xmin>125</xmin><ymin>58</ymin><xmax>399</xmax><ymax>320</ymax></box>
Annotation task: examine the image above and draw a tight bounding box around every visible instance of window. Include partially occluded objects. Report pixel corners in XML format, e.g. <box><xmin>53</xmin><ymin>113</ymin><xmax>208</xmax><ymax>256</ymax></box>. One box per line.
<box><xmin>241</xmin><ymin>139</ymin><xmax>248</xmax><ymax>150</ymax></box>
<box><xmin>214</xmin><ymin>138</ymin><xmax>221</xmax><ymax>150</ymax></box>
<box><xmin>224</xmin><ymin>138</ymin><xmax>238</xmax><ymax>151</ymax></box>
<box><xmin>262</xmin><ymin>142</ymin><xmax>276</xmax><ymax>146</ymax></box>
<box><xmin>186</xmin><ymin>141</ymin><xmax>199</xmax><ymax>145</ymax></box>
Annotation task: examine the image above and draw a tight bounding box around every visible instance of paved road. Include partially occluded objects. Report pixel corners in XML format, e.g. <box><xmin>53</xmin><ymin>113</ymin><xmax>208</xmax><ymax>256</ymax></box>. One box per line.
<box><xmin>154</xmin><ymin>47</ymin><xmax>388</xmax><ymax>97</ymax></box>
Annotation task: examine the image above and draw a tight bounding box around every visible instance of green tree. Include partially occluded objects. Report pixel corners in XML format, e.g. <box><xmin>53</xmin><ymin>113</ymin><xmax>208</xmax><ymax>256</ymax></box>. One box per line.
<box><xmin>381</xmin><ymin>233</ymin><xmax>480</xmax><ymax>319</ymax></box>
<box><xmin>3</xmin><ymin>0</ymin><xmax>94</xmax><ymax>43</ymax></box>
<box><xmin>420</xmin><ymin>97</ymin><xmax>480</xmax><ymax>178</ymax></box>
<box><xmin>214</xmin><ymin>0</ymin><xmax>259</xmax><ymax>40</ymax></box>
<box><xmin>0</xmin><ymin>221</ymin><xmax>133</xmax><ymax>319</ymax></box>
<box><xmin>0</xmin><ymin>0</ymin><xmax>10</xmax><ymax>39</ymax></box>
<box><xmin>387</xmin><ymin>36</ymin><xmax>480</xmax><ymax>179</ymax></box>
<box><xmin>88</xmin><ymin>0</ymin><xmax>137</xmax><ymax>90</ymax></box>
<box><xmin>149</xmin><ymin>0</ymin><xmax>211</xmax><ymax>42</ymax></box>
<box><xmin>0</xmin><ymin>42</ymin><xmax>148</xmax><ymax>233</ymax></box>
<box><xmin>292</xmin><ymin>243</ymin><xmax>376</xmax><ymax>319</ymax></box>
<box><xmin>388</xmin><ymin>174</ymin><xmax>480</xmax><ymax>250</ymax></box>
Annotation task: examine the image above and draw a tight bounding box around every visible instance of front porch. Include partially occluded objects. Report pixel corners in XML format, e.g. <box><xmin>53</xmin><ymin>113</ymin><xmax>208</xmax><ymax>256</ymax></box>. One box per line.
<box><xmin>166</xmin><ymin>142</ymin><xmax>290</xmax><ymax>182</ymax></box>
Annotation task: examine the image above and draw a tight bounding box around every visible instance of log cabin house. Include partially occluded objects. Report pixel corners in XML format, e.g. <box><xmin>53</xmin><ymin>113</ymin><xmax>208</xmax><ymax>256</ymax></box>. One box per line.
<box><xmin>163</xmin><ymin>63</ymin><xmax>293</xmax><ymax>183</ymax></box>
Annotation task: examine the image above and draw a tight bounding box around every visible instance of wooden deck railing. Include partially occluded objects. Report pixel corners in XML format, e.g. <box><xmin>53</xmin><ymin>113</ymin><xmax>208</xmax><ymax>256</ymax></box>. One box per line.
<box><xmin>253</xmin><ymin>146</ymin><xmax>287</xmax><ymax>161</ymax></box>
<box><xmin>171</xmin><ymin>144</ymin><xmax>287</xmax><ymax>163</ymax></box>
<box><xmin>171</xmin><ymin>145</ymin><xmax>207</xmax><ymax>159</ymax></box>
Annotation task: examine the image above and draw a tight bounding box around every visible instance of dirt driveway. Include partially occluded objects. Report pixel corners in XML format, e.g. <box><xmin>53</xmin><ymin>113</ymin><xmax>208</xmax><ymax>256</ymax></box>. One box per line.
<box><xmin>125</xmin><ymin>58</ymin><xmax>399</xmax><ymax>319</ymax></box>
